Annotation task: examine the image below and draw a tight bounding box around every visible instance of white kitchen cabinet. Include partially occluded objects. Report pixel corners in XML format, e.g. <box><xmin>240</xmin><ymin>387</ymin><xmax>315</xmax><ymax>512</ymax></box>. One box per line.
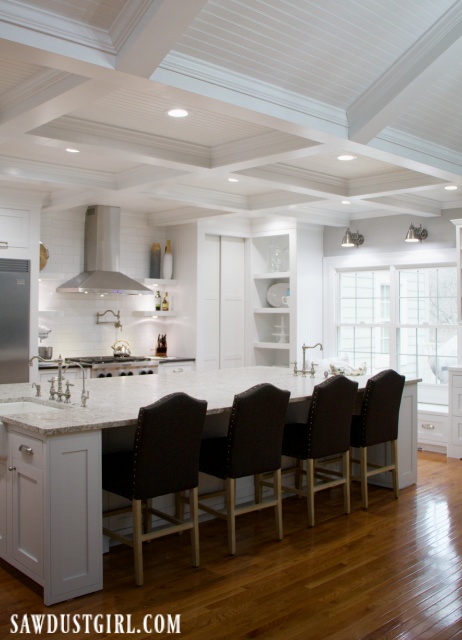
<box><xmin>0</xmin><ymin>425</ymin><xmax>102</xmax><ymax>605</ymax></box>
<box><xmin>9</xmin><ymin>432</ymin><xmax>44</xmax><ymax>579</ymax></box>
<box><xmin>158</xmin><ymin>361</ymin><xmax>195</xmax><ymax>376</ymax></box>
<box><xmin>0</xmin><ymin>431</ymin><xmax>44</xmax><ymax>583</ymax></box>
<box><xmin>0</xmin><ymin>207</ymin><xmax>30</xmax><ymax>249</ymax></box>
<box><xmin>417</xmin><ymin>403</ymin><xmax>448</xmax><ymax>453</ymax></box>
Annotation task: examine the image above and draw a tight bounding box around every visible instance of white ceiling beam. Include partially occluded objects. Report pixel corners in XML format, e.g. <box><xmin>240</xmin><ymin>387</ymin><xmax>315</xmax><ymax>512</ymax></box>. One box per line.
<box><xmin>348</xmin><ymin>0</ymin><xmax>462</xmax><ymax>144</ymax></box>
<box><xmin>212</xmin><ymin>131</ymin><xmax>320</xmax><ymax>171</ymax></box>
<box><xmin>360</xmin><ymin>195</ymin><xmax>441</xmax><ymax>218</ymax></box>
<box><xmin>0</xmin><ymin>71</ymin><xmax>114</xmax><ymax>137</ymax></box>
<box><xmin>30</xmin><ymin>117</ymin><xmax>211</xmax><ymax>170</ymax></box>
<box><xmin>115</xmin><ymin>0</ymin><xmax>208</xmax><ymax>77</ymax></box>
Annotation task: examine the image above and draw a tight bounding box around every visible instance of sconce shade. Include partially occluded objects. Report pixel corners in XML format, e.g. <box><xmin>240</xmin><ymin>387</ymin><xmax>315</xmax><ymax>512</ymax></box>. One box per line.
<box><xmin>341</xmin><ymin>228</ymin><xmax>364</xmax><ymax>248</ymax></box>
<box><xmin>405</xmin><ymin>224</ymin><xmax>428</xmax><ymax>243</ymax></box>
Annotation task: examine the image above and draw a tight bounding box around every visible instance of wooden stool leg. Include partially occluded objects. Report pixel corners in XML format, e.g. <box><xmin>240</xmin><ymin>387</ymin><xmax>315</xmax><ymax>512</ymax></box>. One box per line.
<box><xmin>274</xmin><ymin>468</ymin><xmax>283</xmax><ymax>541</ymax></box>
<box><xmin>392</xmin><ymin>439</ymin><xmax>399</xmax><ymax>499</ymax></box>
<box><xmin>132</xmin><ymin>500</ymin><xmax>144</xmax><ymax>587</ymax></box>
<box><xmin>360</xmin><ymin>447</ymin><xmax>368</xmax><ymax>509</ymax></box>
<box><xmin>343</xmin><ymin>451</ymin><xmax>350</xmax><ymax>515</ymax></box>
<box><xmin>189</xmin><ymin>487</ymin><xmax>200</xmax><ymax>567</ymax></box>
<box><xmin>226</xmin><ymin>478</ymin><xmax>236</xmax><ymax>555</ymax></box>
<box><xmin>306</xmin><ymin>458</ymin><xmax>315</xmax><ymax>527</ymax></box>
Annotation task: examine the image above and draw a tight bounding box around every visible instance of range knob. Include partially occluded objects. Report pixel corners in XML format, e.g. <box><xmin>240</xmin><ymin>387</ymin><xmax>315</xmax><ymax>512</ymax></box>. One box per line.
<box><xmin>128</xmin><ymin>371</ymin><xmax>134</xmax><ymax>376</ymax></box>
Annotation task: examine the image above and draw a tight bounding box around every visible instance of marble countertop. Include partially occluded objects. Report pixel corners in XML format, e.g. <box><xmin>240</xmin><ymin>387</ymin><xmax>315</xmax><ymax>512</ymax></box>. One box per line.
<box><xmin>0</xmin><ymin>367</ymin><xmax>418</xmax><ymax>437</ymax></box>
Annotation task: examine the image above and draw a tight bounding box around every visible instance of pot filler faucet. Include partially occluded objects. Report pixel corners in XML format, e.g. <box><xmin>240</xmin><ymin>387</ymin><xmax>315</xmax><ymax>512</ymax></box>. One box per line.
<box><xmin>292</xmin><ymin>343</ymin><xmax>323</xmax><ymax>377</ymax></box>
<box><xmin>29</xmin><ymin>354</ymin><xmax>89</xmax><ymax>407</ymax></box>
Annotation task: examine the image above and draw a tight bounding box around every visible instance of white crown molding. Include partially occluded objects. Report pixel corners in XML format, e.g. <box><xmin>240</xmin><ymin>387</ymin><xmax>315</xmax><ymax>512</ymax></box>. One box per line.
<box><xmin>109</xmin><ymin>0</ymin><xmax>153</xmax><ymax>53</ymax></box>
<box><xmin>348</xmin><ymin>170</ymin><xmax>446</xmax><ymax>198</ymax></box>
<box><xmin>0</xmin><ymin>154</ymin><xmax>115</xmax><ymax>189</ymax></box>
<box><xmin>372</xmin><ymin>128</ymin><xmax>462</xmax><ymax>177</ymax></box>
<box><xmin>154</xmin><ymin>52</ymin><xmax>348</xmax><ymax>139</ymax></box>
<box><xmin>0</xmin><ymin>0</ymin><xmax>115</xmax><ymax>53</ymax></box>
<box><xmin>31</xmin><ymin>116</ymin><xmax>211</xmax><ymax>168</ymax></box>
<box><xmin>147</xmin><ymin>185</ymin><xmax>248</xmax><ymax>212</ymax></box>
<box><xmin>348</xmin><ymin>0</ymin><xmax>462</xmax><ymax>143</ymax></box>
<box><xmin>212</xmin><ymin>130</ymin><xmax>318</xmax><ymax>169</ymax></box>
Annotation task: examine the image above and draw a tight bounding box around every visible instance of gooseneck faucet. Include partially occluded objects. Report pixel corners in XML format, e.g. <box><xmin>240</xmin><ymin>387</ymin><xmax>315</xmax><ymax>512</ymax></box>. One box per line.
<box><xmin>292</xmin><ymin>343</ymin><xmax>324</xmax><ymax>377</ymax></box>
<box><xmin>29</xmin><ymin>354</ymin><xmax>89</xmax><ymax>407</ymax></box>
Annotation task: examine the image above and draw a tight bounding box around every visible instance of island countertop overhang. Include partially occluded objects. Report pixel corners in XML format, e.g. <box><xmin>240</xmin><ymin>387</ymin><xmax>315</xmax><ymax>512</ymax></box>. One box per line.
<box><xmin>0</xmin><ymin>367</ymin><xmax>420</xmax><ymax>437</ymax></box>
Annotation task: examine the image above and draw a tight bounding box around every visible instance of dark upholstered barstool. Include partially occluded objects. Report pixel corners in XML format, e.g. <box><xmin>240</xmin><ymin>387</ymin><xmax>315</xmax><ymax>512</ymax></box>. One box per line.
<box><xmin>277</xmin><ymin>375</ymin><xmax>358</xmax><ymax>527</ymax></box>
<box><xmin>102</xmin><ymin>392</ymin><xmax>207</xmax><ymax>586</ymax></box>
<box><xmin>198</xmin><ymin>383</ymin><xmax>291</xmax><ymax>555</ymax></box>
<box><xmin>350</xmin><ymin>369</ymin><xmax>405</xmax><ymax>509</ymax></box>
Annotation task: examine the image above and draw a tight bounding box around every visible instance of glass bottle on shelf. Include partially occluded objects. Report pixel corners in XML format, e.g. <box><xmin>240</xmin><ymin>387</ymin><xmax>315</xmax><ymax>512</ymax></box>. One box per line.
<box><xmin>155</xmin><ymin>290</ymin><xmax>161</xmax><ymax>311</ymax></box>
<box><xmin>162</xmin><ymin>292</ymin><xmax>169</xmax><ymax>311</ymax></box>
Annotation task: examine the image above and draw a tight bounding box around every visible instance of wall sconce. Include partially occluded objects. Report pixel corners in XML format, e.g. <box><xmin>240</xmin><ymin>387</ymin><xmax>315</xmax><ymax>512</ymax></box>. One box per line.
<box><xmin>405</xmin><ymin>223</ymin><xmax>428</xmax><ymax>243</ymax></box>
<box><xmin>341</xmin><ymin>228</ymin><xmax>364</xmax><ymax>248</ymax></box>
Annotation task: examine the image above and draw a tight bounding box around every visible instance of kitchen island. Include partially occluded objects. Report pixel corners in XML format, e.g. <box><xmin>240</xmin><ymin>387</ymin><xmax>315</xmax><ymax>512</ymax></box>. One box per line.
<box><xmin>0</xmin><ymin>367</ymin><xmax>418</xmax><ymax>605</ymax></box>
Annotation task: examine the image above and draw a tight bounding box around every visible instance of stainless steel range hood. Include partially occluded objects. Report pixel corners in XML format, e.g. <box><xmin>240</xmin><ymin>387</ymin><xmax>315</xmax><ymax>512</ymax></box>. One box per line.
<box><xmin>57</xmin><ymin>206</ymin><xmax>152</xmax><ymax>295</ymax></box>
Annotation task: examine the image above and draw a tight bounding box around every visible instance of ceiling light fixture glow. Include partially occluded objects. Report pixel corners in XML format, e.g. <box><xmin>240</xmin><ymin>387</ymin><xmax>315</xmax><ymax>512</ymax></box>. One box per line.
<box><xmin>167</xmin><ymin>108</ymin><xmax>189</xmax><ymax>118</ymax></box>
<box><xmin>228</xmin><ymin>178</ymin><xmax>239</xmax><ymax>182</ymax></box>
<box><xmin>445</xmin><ymin>185</ymin><xmax>458</xmax><ymax>190</ymax></box>
<box><xmin>342</xmin><ymin>200</ymin><xmax>351</xmax><ymax>204</ymax></box>
<box><xmin>337</xmin><ymin>154</ymin><xmax>357</xmax><ymax>161</ymax></box>
<box><xmin>66</xmin><ymin>148</ymin><xmax>79</xmax><ymax>153</ymax></box>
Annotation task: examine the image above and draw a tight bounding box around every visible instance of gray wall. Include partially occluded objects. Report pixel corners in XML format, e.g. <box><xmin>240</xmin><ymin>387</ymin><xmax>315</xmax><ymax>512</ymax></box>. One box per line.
<box><xmin>323</xmin><ymin>209</ymin><xmax>461</xmax><ymax>257</ymax></box>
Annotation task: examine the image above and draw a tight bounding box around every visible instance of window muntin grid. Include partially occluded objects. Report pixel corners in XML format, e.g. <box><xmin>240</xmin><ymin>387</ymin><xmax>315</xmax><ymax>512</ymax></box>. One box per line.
<box><xmin>336</xmin><ymin>266</ymin><xmax>456</xmax><ymax>384</ymax></box>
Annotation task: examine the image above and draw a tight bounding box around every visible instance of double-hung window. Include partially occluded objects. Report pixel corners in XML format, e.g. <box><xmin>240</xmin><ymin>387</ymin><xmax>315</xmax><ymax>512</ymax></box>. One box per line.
<box><xmin>336</xmin><ymin>266</ymin><xmax>457</xmax><ymax>384</ymax></box>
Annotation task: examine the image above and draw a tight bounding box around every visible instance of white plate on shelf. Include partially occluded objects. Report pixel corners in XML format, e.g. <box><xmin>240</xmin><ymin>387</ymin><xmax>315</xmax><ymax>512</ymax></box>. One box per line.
<box><xmin>266</xmin><ymin>283</ymin><xmax>289</xmax><ymax>308</ymax></box>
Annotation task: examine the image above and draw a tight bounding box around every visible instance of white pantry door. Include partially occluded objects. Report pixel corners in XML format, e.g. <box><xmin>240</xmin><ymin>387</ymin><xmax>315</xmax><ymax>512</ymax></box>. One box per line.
<box><xmin>203</xmin><ymin>235</ymin><xmax>245</xmax><ymax>370</ymax></box>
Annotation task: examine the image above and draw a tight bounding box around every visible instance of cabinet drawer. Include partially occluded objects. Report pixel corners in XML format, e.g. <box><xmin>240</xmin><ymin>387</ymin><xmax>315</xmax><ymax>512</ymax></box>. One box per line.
<box><xmin>158</xmin><ymin>362</ymin><xmax>194</xmax><ymax>376</ymax></box>
<box><xmin>417</xmin><ymin>412</ymin><xmax>448</xmax><ymax>443</ymax></box>
<box><xmin>10</xmin><ymin>433</ymin><xmax>43</xmax><ymax>469</ymax></box>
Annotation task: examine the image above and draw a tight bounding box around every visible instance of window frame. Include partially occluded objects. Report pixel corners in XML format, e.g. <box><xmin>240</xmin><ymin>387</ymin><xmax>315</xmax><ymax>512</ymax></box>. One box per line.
<box><xmin>323</xmin><ymin>248</ymin><xmax>457</xmax><ymax>400</ymax></box>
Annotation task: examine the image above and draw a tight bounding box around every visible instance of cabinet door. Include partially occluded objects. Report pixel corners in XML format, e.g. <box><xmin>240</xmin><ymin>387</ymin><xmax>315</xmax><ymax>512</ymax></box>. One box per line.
<box><xmin>0</xmin><ymin>208</ymin><xmax>30</xmax><ymax>248</ymax></box>
<box><xmin>10</xmin><ymin>459</ymin><xmax>44</xmax><ymax>577</ymax></box>
<box><xmin>0</xmin><ymin>461</ymin><xmax>6</xmax><ymax>555</ymax></box>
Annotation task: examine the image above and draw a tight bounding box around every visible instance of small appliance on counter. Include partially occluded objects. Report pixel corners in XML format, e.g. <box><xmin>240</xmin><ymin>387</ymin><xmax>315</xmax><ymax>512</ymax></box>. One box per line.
<box><xmin>156</xmin><ymin>334</ymin><xmax>167</xmax><ymax>357</ymax></box>
<box><xmin>38</xmin><ymin>324</ymin><xmax>53</xmax><ymax>359</ymax></box>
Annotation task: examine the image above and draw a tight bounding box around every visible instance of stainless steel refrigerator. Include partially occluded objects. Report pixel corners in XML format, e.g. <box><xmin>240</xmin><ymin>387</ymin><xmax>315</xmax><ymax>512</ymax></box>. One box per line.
<box><xmin>0</xmin><ymin>258</ymin><xmax>30</xmax><ymax>383</ymax></box>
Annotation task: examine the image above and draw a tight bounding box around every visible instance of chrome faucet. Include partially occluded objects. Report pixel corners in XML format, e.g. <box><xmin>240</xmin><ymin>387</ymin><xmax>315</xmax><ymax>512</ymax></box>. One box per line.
<box><xmin>292</xmin><ymin>343</ymin><xmax>323</xmax><ymax>377</ymax></box>
<box><xmin>30</xmin><ymin>353</ymin><xmax>89</xmax><ymax>407</ymax></box>
<box><xmin>63</xmin><ymin>361</ymin><xmax>89</xmax><ymax>408</ymax></box>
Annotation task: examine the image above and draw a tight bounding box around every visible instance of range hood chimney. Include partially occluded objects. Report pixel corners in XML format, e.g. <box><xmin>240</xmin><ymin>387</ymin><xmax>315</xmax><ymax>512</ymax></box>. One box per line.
<box><xmin>57</xmin><ymin>206</ymin><xmax>152</xmax><ymax>295</ymax></box>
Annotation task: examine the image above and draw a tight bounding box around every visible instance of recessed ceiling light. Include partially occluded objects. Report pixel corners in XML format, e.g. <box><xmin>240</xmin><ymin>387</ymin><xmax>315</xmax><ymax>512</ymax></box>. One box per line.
<box><xmin>228</xmin><ymin>178</ymin><xmax>239</xmax><ymax>182</ymax></box>
<box><xmin>337</xmin><ymin>154</ymin><xmax>357</xmax><ymax>161</ymax></box>
<box><xmin>167</xmin><ymin>108</ymin><xmax>189</xmax><ymax>118</ymax></box>
<box><xmin>66</xmin><ymin>148</ymin><xmax>79</xmax><ymax>153</ymax></box>
<box><xmin>342</xmin><ymin>200</ymin><xmax>351</xmax><ymax>204</ymax></box>
<box><xmin>445</xmin><ymin>185</ymin><xmax>458</xmax><ymax>190</ymax></box>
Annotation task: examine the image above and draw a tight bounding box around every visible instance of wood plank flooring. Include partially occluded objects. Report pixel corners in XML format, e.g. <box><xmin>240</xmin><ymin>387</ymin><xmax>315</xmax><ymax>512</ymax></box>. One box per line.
<box><xmin>1</xmin><ymin>452</ymin><xmax>462</xmax><ymax>639</ymax></box>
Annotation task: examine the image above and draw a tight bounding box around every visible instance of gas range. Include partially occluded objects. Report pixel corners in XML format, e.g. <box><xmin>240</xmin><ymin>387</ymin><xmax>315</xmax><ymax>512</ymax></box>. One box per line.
<box><xmin>67</xmin><ymin>356</ymin><xmax>157</xmax><ymax>378</ymax></box>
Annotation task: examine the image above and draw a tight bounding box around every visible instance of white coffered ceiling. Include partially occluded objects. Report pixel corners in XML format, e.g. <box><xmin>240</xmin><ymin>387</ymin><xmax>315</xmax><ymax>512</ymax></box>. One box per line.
<box><xmin>0</xmin><ymin>0</ymin><xmax>462</xmax><ymax>227</ymax></box>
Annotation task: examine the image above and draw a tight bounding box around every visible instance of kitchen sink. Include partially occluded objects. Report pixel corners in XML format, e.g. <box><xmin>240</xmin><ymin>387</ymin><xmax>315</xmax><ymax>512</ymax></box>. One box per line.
<box><xmin>0</xmin><ymin>399</ymin><xmax>65</xmax><ymax>416</ymax></box>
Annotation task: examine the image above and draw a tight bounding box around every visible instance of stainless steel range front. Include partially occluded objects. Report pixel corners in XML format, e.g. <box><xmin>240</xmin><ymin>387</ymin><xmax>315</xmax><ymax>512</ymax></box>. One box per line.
<box><xmin>67</xmin><ymin>356</ymin><xmax>157</xmax><ymax>378</ymax></box>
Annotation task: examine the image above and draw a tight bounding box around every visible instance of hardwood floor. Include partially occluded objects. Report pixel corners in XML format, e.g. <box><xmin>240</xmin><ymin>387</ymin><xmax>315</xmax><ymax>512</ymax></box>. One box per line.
<box><xmin>1</xmin><ymin>452</ymin><xmax>462</xmax><ymax>639</ymax></box>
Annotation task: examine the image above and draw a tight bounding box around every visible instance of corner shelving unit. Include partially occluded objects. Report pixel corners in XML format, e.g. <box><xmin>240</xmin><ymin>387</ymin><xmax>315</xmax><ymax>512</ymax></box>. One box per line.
<box><xmin>251</xmin><ymin>233</ymin><xmax>292</xmax><ymax>366</ymax></box>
